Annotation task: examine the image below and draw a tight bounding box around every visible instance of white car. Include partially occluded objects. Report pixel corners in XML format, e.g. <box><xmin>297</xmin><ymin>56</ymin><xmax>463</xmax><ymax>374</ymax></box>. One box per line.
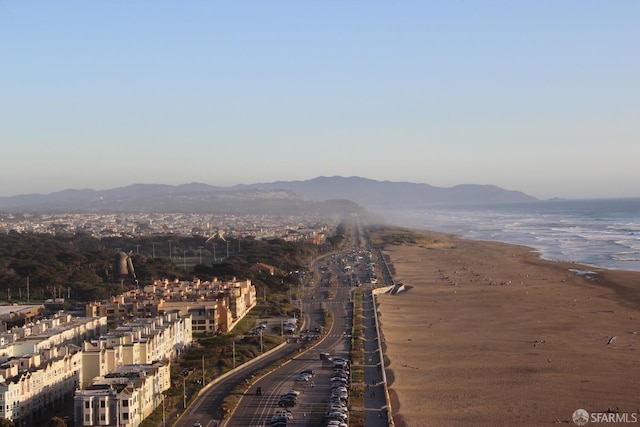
<box><xmin>294</xmin><ymin>373</ymin><xmax>311</xmax><ymax>381</ymax></box>
<box><xmin>274</xmin><ymin>409</ymin><xmax>293</xmax><ymax>420</ymax></box>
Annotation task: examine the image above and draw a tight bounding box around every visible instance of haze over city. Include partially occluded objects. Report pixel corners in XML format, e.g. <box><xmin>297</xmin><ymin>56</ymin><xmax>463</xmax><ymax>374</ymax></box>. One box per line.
<box><xmin>2</xmin><ymin>1</ymin><xmax>639</xmax><ymax>200</ymax></box>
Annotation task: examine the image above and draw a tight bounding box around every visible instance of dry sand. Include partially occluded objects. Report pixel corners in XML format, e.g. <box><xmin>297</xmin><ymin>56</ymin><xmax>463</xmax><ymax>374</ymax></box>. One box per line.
<box><xmin>374</xmin><ymin>227</ymin><xmax>640</xmax><ymax>426</ymax></box>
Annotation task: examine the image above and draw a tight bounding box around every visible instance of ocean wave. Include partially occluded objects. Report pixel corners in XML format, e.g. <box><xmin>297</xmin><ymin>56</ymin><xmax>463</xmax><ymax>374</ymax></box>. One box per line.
<box><xmin>382</xmin><ymin>199</ymin><xmax>640</xmax><ymax>271</ymax></box>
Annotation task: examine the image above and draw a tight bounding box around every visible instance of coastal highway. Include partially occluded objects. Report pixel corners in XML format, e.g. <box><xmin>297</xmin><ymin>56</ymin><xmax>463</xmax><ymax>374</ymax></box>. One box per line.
<box><xmin>226</xmin><ymin>257</ymin><xmax>354</xmax><ymax>426</ymax></box>
<box><xmin>175</xmin><ymin>253</ymin><xmax>353</xmax><ymax>427</ymax></box>
<box><xmin>175</xmin><ymin>338</ymin><xmax>306</xmax><ymax>427</ymax></box>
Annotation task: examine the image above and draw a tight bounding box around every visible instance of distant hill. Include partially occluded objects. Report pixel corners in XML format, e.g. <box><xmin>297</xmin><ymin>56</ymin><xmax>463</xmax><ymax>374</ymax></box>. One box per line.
<box><xmin>235</xmin><ymin>176</ymin><xmax>536</xmax><ymax>207</ymax></box>
<box><xmin>0</xmin><ymin>177</ymin><xmax>536</xmax><ymax>213</ymax></box>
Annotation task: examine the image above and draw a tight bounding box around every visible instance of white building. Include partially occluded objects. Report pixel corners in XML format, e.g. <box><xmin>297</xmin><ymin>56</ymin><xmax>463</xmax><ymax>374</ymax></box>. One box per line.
<box><xmin>74</xmin><ymin>362</ymin><xmax>170</xmax><ymax>427</ymax></box>
<box><xmin>80</xmin><ymin>311</ymin><xmax>191</xmax><ymax>388</ymax></box>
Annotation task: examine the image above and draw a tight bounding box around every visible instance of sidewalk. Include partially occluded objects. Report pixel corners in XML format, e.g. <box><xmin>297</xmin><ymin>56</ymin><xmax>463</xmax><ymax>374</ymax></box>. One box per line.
<box><xmin>362</xmin><ymin>290</ymin><xmax>393</xmax><ymax>426</ymax></box>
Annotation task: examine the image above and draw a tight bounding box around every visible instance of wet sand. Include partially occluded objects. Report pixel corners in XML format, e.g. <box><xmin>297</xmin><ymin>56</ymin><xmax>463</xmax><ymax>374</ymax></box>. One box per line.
<box><xmin>373</xmin><ymin>226</ymin><xmax>640</xmax><ymax>426</ymax></box>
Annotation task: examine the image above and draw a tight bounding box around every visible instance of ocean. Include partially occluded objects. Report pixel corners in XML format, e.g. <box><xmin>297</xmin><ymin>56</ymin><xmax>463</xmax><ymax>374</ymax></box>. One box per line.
<box><xmin>381</xmin><ymin>198</ymin><xmax>640</xmax><ymax>272</ymax></box>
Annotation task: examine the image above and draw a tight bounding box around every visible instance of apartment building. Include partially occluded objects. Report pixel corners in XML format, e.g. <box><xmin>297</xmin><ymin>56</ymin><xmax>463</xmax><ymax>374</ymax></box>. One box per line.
<box><xmin>86</xmin><ymin>277</ymin><xmax>256</xmax><ymax>333</ymax></box>
<box><xmin>0</xmin><ymin>344</ymin><xmax>82</xmax><ymax>425</ymax></box>
<box><xmin>74</xmin><ymin>361</ymin><xmax>170</xmax><ymax>427</ymax></box>
<box><xmin>0</xmin><ymin>312</ymin><xmax>107</xmax><ymax>425</ymax></box>
<box><xmin>81</xmin><ymin>311</ymin><xmax>191</xmax><ymax>388</ymax></box>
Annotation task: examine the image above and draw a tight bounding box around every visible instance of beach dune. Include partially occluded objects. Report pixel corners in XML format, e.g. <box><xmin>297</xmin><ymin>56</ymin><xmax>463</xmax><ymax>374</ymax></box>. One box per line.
<box><xmin>373</xmin><ymin>226</ymin><xmax>640</xmax><ymax>426</ymax></box>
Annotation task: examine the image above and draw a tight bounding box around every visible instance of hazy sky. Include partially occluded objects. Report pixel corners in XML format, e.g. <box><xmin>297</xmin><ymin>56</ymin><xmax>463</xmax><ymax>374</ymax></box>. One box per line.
<box><xmin>2</xmin><ymin>1</ymin><xmax>639</xmax><ymax>200</ymax></box>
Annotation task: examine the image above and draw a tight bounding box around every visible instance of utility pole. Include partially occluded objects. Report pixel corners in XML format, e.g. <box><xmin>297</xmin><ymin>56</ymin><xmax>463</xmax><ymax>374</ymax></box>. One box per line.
<box><xmin>183</xmin><ymin>376</ymin><xmax>186</xmax><ymax>409</ymax></box>
<box><xmin>202</xmin><ymin>355</ymin><xmax>205</xmax><ymax>386</ymax></box>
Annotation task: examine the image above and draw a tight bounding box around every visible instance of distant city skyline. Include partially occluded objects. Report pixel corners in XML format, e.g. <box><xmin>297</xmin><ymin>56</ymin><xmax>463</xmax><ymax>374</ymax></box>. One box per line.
<box><xmin>2</xmin><ymin>2</ymin><xmax>639</xmax><ymax>200</ymax></box>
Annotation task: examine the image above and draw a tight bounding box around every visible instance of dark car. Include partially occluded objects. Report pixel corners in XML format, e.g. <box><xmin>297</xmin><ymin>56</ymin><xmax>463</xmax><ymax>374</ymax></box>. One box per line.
<box><xmin>256</xmin><ymin>386</ymin><xmax>262</xmax><ymax>395</ymax></box>
<box><xmin>278</xmin><ymin>397</ymin><xmax>297</xmax><ymax>407</ymax></box>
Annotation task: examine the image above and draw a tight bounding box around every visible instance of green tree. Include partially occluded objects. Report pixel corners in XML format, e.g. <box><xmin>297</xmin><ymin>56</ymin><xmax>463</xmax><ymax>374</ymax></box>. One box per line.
<box><xmin>0</xmin><ymin>418</ymin><xmax>16</xmax><ymax>427</ymax></box>
<box><xmin>48</xmin><ymin>417</ymin><xmax>67</xmax><ymax>427</ymax></box>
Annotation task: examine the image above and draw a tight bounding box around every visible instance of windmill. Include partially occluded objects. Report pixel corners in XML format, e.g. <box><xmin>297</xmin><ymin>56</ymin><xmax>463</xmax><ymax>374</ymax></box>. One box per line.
<box><xmin>206</xmin><ymin>231</ymin><xmax>228</xmax><ymax>262</ymax></box>
<box><xmin>114</xmin><ymin>251</ymin><xmax>136</xmax><ymax>283</ymax></box>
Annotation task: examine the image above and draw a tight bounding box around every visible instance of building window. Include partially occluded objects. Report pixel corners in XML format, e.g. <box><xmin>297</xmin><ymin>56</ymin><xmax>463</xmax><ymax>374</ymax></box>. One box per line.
<box><xmin>85</xmin><ymin>401</ymin><xmax>90</xmax><ymax>409</ymax></box>
<box><xmin>122</xmin><ymin>400</ymin><xmax>129</xmax><ymax>407</ymax></box>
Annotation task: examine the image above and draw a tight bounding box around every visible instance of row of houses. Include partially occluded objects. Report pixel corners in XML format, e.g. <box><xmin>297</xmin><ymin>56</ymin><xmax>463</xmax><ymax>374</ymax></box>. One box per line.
<box><xmin>86</xmin><ymin>276</ymin><xmax>258</xmax><ymax>334</ymax></box>
<box><xmin>0</xmin><ymin>276</ymin><xmax>257</xmax><ymax>426</ymax></box>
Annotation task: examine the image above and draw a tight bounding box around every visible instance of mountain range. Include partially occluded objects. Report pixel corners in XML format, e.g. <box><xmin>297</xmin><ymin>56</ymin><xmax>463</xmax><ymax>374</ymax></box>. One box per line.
<box><xmin>0</xmin><ymin>176</ymin><xmax>536</xmax><ymax>214</ymax></box>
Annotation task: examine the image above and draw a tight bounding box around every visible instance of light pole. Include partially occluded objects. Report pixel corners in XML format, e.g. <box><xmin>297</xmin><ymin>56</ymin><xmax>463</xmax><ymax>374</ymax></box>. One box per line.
<box><xmin>198</xmin><ymin>246</ymin><xmax>203</xmax><ymax>264</ymax></box>
<box><xmin>183</xmin><ymin>376</ymin><xmax>186</xmax><ymax>409</ymax></box>
<box><xmin>162</xmin><ymin>394</ymin><xmax>165</xmax><ymax>427</ymax></box>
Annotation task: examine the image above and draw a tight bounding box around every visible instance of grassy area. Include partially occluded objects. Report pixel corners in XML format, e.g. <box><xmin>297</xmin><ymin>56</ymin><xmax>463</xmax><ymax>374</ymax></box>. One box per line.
<box><xmin>367</xmin><ymin>224</ymin><xmax>444</xmax><ymax>247</ymax></box>
<box><xmin>348</xmin><ymin>289</ymin><xmax>365</xmax><ymax>426</ymax></box>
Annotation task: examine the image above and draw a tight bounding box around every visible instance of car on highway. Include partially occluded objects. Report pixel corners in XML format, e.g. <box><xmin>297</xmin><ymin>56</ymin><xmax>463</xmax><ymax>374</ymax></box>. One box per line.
<box><xmin>271</xmin><ymin>414</ymin><xmax>290</xmax><ymax>424</ymax></box>
<box><xmin>274</xmin><ymin>409</ymin><xmax>293</xmax><ymax>420</ymax></box>
<box><xmin>293</xmin><ymin>373</ymin><xmax>311</xmax><ymax>382</ymax></box>
<box><xmin>278</xmin><ymin>396</ymin><xmax>297</xmax><ymax>407</ymax></box>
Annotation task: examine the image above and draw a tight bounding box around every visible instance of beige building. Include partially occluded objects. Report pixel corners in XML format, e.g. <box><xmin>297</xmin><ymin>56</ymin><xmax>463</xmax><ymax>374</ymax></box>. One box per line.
<box><xmin>86</xmin><ymin>277</ymin><xmax>256</xmax><ymax>333</ymax></box>
<box><xmin>74</xmin><ymin>361</ymin><xmax>170</xmax><ymax>427</ymax></box>
<box><xmin>80</xmin><ymin>311</ymin><xmax>191</xmax><ymax>388</ymax></box>
<box><xmin>0</xmin><ymin>313</ymin><xmax>106</xmax><ymax>425</ymax></box>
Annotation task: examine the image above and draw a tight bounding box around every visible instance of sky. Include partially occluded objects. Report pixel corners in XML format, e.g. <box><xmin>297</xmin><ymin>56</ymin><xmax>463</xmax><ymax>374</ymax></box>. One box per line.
<box><xmin>1</xmin><ymin>1</ymin><xmax>639</xmax><ymax>200</ymax></box>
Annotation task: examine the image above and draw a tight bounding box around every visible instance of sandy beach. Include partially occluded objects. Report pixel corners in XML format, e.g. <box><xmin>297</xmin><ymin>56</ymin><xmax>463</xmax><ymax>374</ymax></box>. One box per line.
<box><xmin>373</xmin><ymin>226</ymin><xmax>640</xmax><ymax>426</ymax></box>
